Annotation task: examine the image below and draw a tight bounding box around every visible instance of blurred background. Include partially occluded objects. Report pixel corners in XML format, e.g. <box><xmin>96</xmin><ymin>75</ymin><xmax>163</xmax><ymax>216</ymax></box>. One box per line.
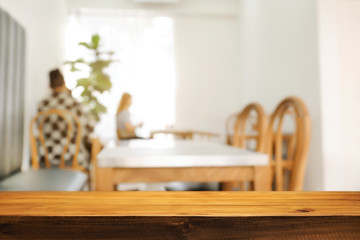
<box><xmin>0</xmin><ymin>0</ymin><xmax>359</xmax><ymax>191</ymax></box>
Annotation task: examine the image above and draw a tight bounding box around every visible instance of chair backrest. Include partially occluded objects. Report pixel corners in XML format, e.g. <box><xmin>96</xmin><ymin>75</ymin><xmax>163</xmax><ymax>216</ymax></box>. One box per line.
<box><xmin>267</xmin><ymin>97</ymin><xmax>311</xmax><ymax>191</ymax></box>
<box><xmin>29</xmin><ymin>109</ymin><xmax>82</xmax><ymax>170</ymax></box>
<box><xmin>232</xmin><ymin>103</ymin><xmax>268</xmax><ymax>153</ymax></box>
<box><xmin>225</xmin><ymin>112</ymin><xmax>240</xmax><ymax>145</ymax></box>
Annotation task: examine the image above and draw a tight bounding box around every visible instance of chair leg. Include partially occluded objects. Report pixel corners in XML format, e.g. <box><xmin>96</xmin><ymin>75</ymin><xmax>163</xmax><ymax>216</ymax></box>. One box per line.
<box><xmin>249</xmin><ymin>181</ymin><xmax>255</xmax><ymax>191</ymax></box>
<box><xmin>237</xmin><ymin>181</ymin><xmax>245</xmax><ymax>191</ymax></box>
<box><xmin>220</xmin><ymin>182</ymin><xmax>234</xmax><ymax>191</ymax></box>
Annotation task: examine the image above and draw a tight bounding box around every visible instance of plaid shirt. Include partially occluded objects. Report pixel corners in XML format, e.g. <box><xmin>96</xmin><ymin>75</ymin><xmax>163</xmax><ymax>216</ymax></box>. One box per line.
<box><xmin>37</xmin><ymin>92</ymin><xmax>95</xmax><ymax>168</ymax></box>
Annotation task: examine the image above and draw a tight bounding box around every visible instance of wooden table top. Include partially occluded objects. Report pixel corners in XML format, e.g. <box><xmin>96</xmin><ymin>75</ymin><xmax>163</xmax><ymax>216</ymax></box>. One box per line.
<box><xmin>97</xmin><ymin>140</ymin><xmax>268</xmax><ymax>168</ymax></box>
<box><xmin>1</xmin><ymin>192</ymin><xmax>359</xmax><ymax>217</ymax></box>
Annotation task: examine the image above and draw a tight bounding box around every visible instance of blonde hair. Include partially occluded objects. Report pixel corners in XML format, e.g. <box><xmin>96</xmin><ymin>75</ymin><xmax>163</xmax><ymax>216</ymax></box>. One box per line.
<box><xmin>116</xmin><ymin>93</ymin><xmax>132</xmax><ymax>115</ymax></box>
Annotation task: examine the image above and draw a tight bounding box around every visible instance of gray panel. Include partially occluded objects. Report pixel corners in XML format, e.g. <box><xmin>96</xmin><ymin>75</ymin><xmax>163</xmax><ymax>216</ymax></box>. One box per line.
<box><xmin>18</xmin><ymin>27</ymin><xmax>26</xmax><ymax>172</ymax></box>
<box><xmin>0</xmin><ymin>169</ymin><xmax>87</xmax><ymax>191</ymax></box>
<box><xmin>18</xmin><ymin>28</ymin><xmax>25</xmax><ymax>168</ymax></box>
<box><xmin>0</xmin><ymin>8</ymin><xmax>26</xmax><ymax>179</ymax></box>
<box><xmin>3</xmin><ymin>15</ymin><xmax>15</xmax><ymax>176</ymax></box>
<box><xmin>0</xmin><ymin>9</ymin><xmax>10</xmax><ymax>178</ymax></box>
<box><xmin>11</xmin><ymin>22</ymin><xmax>22</xmax><ymax>173</ymax></box>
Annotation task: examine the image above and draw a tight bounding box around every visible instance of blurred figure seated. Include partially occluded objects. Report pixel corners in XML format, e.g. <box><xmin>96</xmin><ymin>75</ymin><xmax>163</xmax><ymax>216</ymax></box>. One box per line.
<box><xmin>116</xmin><ymin>93</ymin><xmax>143</xmax><ymax>139</ymax></box>
<box><xmin>37</xmin><ymin>69</ymin><xmax>95</xmax><ymax>169</ymax></box>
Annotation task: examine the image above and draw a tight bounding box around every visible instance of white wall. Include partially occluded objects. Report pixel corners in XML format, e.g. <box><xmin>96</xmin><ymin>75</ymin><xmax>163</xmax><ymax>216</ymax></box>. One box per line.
<box><xmin>238</xmin><ymin>0</ymin><xmax>324</xmax><ymax>190</ymax></box>
<box><xmin>69</xmin><ymin>0</ymin><xmax>239</xmax><ymax>15</ymax></box>
<box><xmin>314</xmin><ymin>0</ymin><xmax>360</xmax><ymax>191</ymax></box>
<box><xmin>338</xmin><ymin>0</ymin><xmax>360</xmax><ymax>190</ymax></box>
<box><xmin>317</xmin><ymin>0</ymin><xmax>345</xmax><ymax>190</ymax></box>
<box><xmin>67</xmin><ymin>0</ymin><xmax>242</xmax><ymax>136</ymax></box>
<box><xmin>173</xmin><ymin>6</ymin><xmax>241</xmax><ymax>135</ymax></box>
<box><xmin>0</xmin><ymin>0</ymin><xmax>68</xmax><ymax>167</ymax></box>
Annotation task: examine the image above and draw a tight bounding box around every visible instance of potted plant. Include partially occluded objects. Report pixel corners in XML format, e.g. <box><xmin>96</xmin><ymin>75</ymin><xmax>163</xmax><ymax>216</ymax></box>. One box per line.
<box><xmin>65</xmin><ymin>34</ymin><xmax>116</xmax><ymax>121</ymax></box>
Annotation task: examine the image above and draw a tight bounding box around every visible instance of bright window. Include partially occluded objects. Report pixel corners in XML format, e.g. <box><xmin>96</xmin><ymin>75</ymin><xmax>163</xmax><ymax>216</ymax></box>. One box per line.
<box><xmin>65</xmin><ymin>9</ymin><xmax>176</xmax><ymax>138</ymax></box>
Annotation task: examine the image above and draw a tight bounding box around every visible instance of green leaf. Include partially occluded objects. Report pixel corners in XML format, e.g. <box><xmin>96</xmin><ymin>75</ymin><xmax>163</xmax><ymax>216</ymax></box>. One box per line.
<box><xmin>79</xmin><ymin>42</ymin><xmax>93</xmax><ymax>49</ymax></box>
<box><xmin>64</xmin><ymin>59</ymin><xmax>87</xmax><ymax>71</ymax></box>
<box><xmin>70</xmin><ymin>65</ymin><xmax>81</xmax><ymax>72</ymax></box>
<box><xmin>79</xmin><ymin>85</ymin><xmax>94</xmax><ymax>100</ymax></box>
<box><xmin>94</xmin><ymin>73</ymin><xmax>112</xmax><ymax>92</ymax></box>
<box><xmin>75</xmin><ymin>58</ymin><xmax>85</xmax><ymax>63</ymax></box>
<box><xmin>95</xmin><ymin>102</ymin><xmax>107</xmax><ymax>113</ymax></box>
<box><xmin>80</xmin><ymin>90</ymin><xmax>89</xmax><ymax>97</ymax></box>
<box><xmin>90</xmin><ymin>60</ymin><xmax>112</xmax><ymax>72</ymax></box>
<box><xmin>90</xmin><ymin>109</ymin><xmax>100</xmax><ymax>122</ymax></box>
<box><xmin>76</xmin><ymin>78</ymin><xmax>92</xmax><ymax>88</ymax></box>
<box><xmin>92</xmin><ymin>34</ymin><xmax>100</xmax><ymax>49</ymax></box>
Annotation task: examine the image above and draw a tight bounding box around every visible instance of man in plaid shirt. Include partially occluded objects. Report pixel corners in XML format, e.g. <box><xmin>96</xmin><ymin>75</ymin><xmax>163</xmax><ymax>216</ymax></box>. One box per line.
<box><xmin>37</xmin><ymin>69</ymin><xmax>95</xmax><ymax>168</ymax></box>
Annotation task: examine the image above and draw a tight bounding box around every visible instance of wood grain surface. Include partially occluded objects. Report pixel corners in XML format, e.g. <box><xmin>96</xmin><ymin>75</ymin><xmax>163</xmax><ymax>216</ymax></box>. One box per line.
<box><xmin>1</xmin><ymin>192</ymin><xmax>360</xmax><ymax>239</ymax></box>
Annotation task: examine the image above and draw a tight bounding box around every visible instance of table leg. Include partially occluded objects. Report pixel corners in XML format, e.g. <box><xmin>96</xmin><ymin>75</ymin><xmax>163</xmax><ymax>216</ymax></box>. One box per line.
<box><xmin>95</xmin><ymin>168</ymin><xmax>115</xmax><ymax>191</ymax></box>
<box><xmin>254</xmin><ymin>166</ymin><xmax>271</xmax><ymax>191</ymax></box>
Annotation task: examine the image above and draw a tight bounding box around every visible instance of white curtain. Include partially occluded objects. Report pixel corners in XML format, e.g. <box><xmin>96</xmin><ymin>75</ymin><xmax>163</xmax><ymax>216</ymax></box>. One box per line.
<box><xmin>65</xmin><ymin>9</ymin><xmax>176</xmax><ymax>138</ymax></box>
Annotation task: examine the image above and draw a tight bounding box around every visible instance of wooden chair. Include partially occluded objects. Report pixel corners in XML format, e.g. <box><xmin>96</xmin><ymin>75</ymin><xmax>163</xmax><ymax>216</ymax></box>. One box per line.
<box><xmin>232</xmin><ymin>103</ymin><xmax>268</xmax><ymax>152</ymax></box>
<box><xmin>225</xmin><ymin>112</ymin><xmax>240</xmax><ymax>145</ymax></box>
<box><xmin>221</xmin><ymin>103</ymin><xmax>268</xmax><ymax>191</ymax></box>
<box><xmin>267</xmin><ymin>97</ymin><xmax>311</xmax><ymax>191</ymax></box>
<box><xmin>90</xmin><ymin>137</ymin><xmax>103</xmax><ymax>191</ymax></box>
<box><xmin>0</xmin><ymin>109</ymin><xmax>88</xmax><ymax>191</ymax></box>
<box><xmin>29</xmin><ymin>109</ymin><xmax>85</xmax><ymax>172</ymax></box>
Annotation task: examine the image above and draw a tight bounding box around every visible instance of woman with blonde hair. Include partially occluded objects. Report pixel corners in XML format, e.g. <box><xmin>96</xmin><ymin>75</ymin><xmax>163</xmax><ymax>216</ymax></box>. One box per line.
<box><xmin>116</xmin><ymin>93</ymin><xmax>143</xmax><ymax>139</ymax></box>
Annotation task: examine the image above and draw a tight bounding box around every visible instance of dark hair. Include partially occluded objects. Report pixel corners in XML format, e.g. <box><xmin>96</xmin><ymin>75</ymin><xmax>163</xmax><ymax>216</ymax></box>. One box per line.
<box><xmin>49</xmin><ymin>69</ymin><xmax>65</xmax><ymax>89</ymax></box>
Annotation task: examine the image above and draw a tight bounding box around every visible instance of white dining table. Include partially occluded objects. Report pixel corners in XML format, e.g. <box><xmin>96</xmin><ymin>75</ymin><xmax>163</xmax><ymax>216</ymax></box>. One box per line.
<box><xmin>94</xmin><ymin>139</ymin><xmax>271</xmax><ymax>191</ymax></box>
